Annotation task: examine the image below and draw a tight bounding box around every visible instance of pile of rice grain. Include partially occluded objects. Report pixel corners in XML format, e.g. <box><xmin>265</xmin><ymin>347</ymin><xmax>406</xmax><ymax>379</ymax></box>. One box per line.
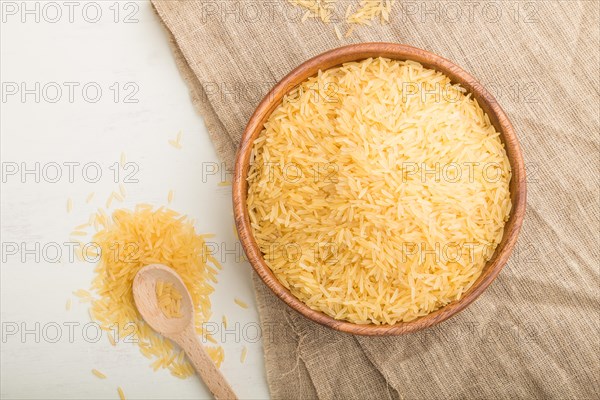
<box><xmin>88</xmin><ymin>205</ymin><xmax>223</xmax><ymax>377</ymax></box>
<box><xmin>346</xmin><ymin>0</ymin><xmax>395</xmax><ymax>25</ymax></box>
<box><xmin>247</xmin><ymin>57</ymin><xmax>512</xmax><ymax>325</ymax></box>
<box><xmin>288</xmin><ymin>0</ymin><xmax>395</xmax><ymax>38</ymax></box>
<box><xmin>289</xmin><ymin>0</ymin><xmax>337</xmax><ymax>23</ymax></box>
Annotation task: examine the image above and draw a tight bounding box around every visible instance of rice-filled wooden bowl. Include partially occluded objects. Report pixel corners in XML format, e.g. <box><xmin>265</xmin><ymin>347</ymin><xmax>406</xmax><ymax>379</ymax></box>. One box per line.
<box><xmin>233</xmin><ymin>43</ymin><xmax>526</xmax><ymax>336</ymax></box>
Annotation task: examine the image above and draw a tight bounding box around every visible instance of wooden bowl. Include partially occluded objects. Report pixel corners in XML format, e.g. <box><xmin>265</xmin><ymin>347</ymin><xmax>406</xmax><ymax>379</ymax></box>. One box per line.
<box><xmin>233</xmin><ymin>43</ymin><xmax>526</xmax><ymax>336</ymax></box>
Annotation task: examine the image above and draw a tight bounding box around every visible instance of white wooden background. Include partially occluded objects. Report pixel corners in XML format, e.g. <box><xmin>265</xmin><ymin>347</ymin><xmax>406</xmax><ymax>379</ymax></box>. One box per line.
<box><xmin>0</xmin><ymin>1</ymin><xmax>270</xmax><ymax>398</ymax></box>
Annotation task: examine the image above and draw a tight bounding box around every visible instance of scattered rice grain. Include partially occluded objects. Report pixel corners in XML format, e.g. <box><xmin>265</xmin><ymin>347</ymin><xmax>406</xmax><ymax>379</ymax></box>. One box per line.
<box><xmin>334</xmin><ymin>24</ymin><xmax>342</xmax><ymax>40</ymax></box>
<box><xmin>113</xmin><ymin>191</ymin><xmax>124</xmax><ymax>202</ymax></box>
<box><xmin>106</xmin><ymin>193</ymin><xmax>114</xmax><ymax>209</ymax></box>
<box><xmin>240</xmin><ymin>346</ymin><xmax>247</xmax><ymax>363</ymax></box>
<box><xmin>234</xmin><ymin>298</ymin><xmax>249</xmax><ymax>309</ymax></box>
<box><xmin>92</xmin><ymin>369</ymin><xmax>106</xmax><ymax>379</ymax></box>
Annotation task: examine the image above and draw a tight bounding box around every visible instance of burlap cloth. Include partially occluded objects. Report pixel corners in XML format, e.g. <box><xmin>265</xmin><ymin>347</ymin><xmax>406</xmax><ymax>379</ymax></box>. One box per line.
<box><xmin>151</xmin><ymin>1</ymin><xmax>599</xmax><ymax>398</ymax></box>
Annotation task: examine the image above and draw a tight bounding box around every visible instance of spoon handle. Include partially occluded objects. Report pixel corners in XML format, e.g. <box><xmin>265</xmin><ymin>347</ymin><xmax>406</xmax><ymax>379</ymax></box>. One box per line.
<box><xmin>173</xmin><ymin>326</ymin><xmax>237</xmax><ymax>400</ymax></box>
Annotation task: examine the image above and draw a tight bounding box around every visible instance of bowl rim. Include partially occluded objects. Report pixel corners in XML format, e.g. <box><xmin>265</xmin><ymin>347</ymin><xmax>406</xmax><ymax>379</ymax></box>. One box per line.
<box><xmin>233</xmin><ymin>42</ymin><xmax>527</xmax><ymax>336</ymax></box>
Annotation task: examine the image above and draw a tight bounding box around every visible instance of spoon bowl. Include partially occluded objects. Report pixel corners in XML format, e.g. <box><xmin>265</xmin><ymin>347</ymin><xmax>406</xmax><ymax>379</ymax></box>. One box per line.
<box><xmin>133</xmin><ymin>264</ymin><xmax>193</xmax><ymax>335</ymax></box>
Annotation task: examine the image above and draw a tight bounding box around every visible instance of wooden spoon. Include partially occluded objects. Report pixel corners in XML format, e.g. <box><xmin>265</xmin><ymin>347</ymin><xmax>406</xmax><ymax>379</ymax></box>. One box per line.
<box><xmin>133</xmin><ymin>264</ymin><xmax>237</xmax><ymax>400</ymax></box>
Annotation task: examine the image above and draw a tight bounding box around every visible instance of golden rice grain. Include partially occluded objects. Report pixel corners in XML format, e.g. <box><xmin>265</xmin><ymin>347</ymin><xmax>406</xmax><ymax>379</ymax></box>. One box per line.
<box><xmin>117</xmin><ymin>387</ymin><xmax>125</xmax><ymax>400</ymax></box>
<box><xmin>73</xmin><ymin>289</ymin><xmax>91</xmax><ymax>300</ymax></box>
<box><xmin>113</xmin><ymin>191</ymin><xmax>124</xmax><ymax>202</ymax></box>
<box><xmin>240</xmin><ymin>346</ymin><xmax>248</xmax><ymax>363</ymax></box>
<box><xmin>169</xmin><ymin>131</ymin><xmax>183</xmax><ymax>149</ymax></box>
<box><xmin>86</xmin><ymin>192</ymin><xmax>95</xmax><ymax>204</ymax></box>
<box><xmin>344</xmin><ymin>25</ymin><xmax>355</xmax><ymax>38</ymax></box>
<box><xmin>74</xmin><ymin>246</ymin><xmax>84</xmax><ymax>262</ymax></box>
<box><xmin>301</xmin><ymin>10</ymin><xmax>310</xmax><ymax>23</ymax></box>
<box><xmin>234</xmin><ymin>298</ymin><xmax>249</xmax><ymax>309</ymax></box>
<box><xmin>206</xmin><ymin>334</ymin><xmax>218</xmax><ymax>345</ymax></box>
<box><xmin>106</xmin><ymin>193</ymin><xmax>114</xmax><ymax>209</ymax></box>
<box><xmin>92</xmin><ymin>369</ymin><xmax>106</xmax><ymax>379</ymax></box>
<box><xmin>85</xmin><ymin>246</ymin><xmax>99</xmax><ymax>258</ymax></box>
<box><xmin>67</xmin><ymin>198</ymin><xmax>73</xmax><ymax>213</ymax></box>
<box><xmin>168</xmin><ymin>190</ymin><xmax>174</xmax><ymax>204</ymax></box>
<box><xmin>334</xmin><ymin>24</ymin><xmax>342</xmax><ymax>40</ymax></box>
